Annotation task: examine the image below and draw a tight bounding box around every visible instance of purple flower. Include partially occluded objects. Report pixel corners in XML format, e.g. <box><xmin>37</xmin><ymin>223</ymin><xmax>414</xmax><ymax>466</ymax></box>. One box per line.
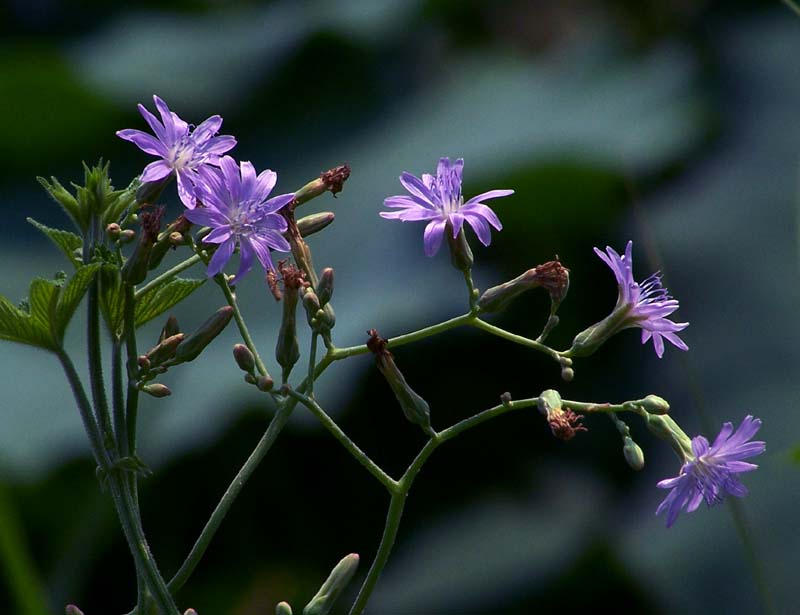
<box><xmin>381</xmin><ymin>157</ymin><xmax>513</xmax><ymax>256</ymax></box>
<box><xmin>116</xmin><ymin>95</ymin><xmax>237</xmax><ymax>208</ymax></box>
<box><xmin>593</xmin><ymin>240</ymin><xmax>688</xmax><ymax>358</ymax></box>
<box><xmin>184</xmin><ymin>156</ymin><xmax>294</xmax><ymax>283</ymax></box>
<box><xmin>656</xmin><ymin>415</ymin><xmax>765</xmax><ymax>527</ymax></box>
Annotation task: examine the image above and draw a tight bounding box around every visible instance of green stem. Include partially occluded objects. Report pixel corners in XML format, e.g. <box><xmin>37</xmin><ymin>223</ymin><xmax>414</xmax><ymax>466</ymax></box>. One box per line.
<box><xmin>307</xmin><ymin>333</ymin><xmax>319</xmax><ymax>397</ymax></box>
<box><xmin>348</xmin><ymin>492</ymin><xmax>406</xmax><ymax>615</ymax></box>
<box><xmin>348</xmin><ymin>396</ymin><xmax>540</xmax><ymax>614</ymax></box>
<box><xmin>212</xmin><ymin>273</ymin><xmax>273</xmax><ymax>380</ymax></box>
<box><xmin>284</xmin><ymin>389</ymin><xmax>398</xmax><ymax>491</ymax></box>
<box><xmin>332</xmin><ymin>313</ymin><xmax>475</xmax><ymax>360</ymax></box>
<box><xmin>87</xmin><ymin>279</ymin><xmax>114</xmax><ymax>448</ymax></box>
<box><xmin>470</xmin><ymin>317</ymin><xmax>562</xmax><ymax>363</ymax></box>
<box><xmin>112</xmin><ymin>338</ymin><xmax>128</xmax><ymax>457</ymax></box>
<box><xmin>123</xmin><ymin>286</ymin><xmax>140</xmax><ymax>460</ymax></box>
<box><xmin>159</xmin><ymin>354</ymin><xmax>336</xmax><ymax>601</ymax></box>
<box><xmin>57</xmin><ymin>350</ymin><xmax>177</xmax><ymax>613</ymax></box>
<box><xmin>134</xmin><ymin>254</ymin><xmax>202</xmax><ymax>300</ymax></box>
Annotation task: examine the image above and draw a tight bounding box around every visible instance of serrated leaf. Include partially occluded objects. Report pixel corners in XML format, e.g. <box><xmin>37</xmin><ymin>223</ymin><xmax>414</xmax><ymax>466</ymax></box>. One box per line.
<box><xmin>28</xmin><ymin>278</ymin><xmax>59</xmax><ymax>333</ymax></box>
<box><xmin>0</xmin><ymin>290</ymin><xmax>55</xmax><ymax>350</ymax></box>
<box><xmin>27</xmin><ymin>218</ymin><xmax>83</xmax><ymax>268</ymax></box>
<box><xmin>54</xmin><ymin>263</ymin><xmax>100</xmax><ymax>340</ymax></box>
<box><xmin>134</xmin><ymin>277</ymin><xmax>206</xmax><ymax>328</ymax></box>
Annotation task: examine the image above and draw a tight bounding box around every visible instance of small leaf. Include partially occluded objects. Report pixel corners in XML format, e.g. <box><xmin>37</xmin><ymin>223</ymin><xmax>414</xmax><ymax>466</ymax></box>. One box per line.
<box><xmin>135</xmin><ymin>277</ymin><xmax>206</xmax><ymax>328</ymax></box>
<box><xmin>0</xmin><ymin>288</ymin><xmax>56</xmax><ymax>350</ymax></box>
<box><xmin>54</xmin><ymin>263</ymin><xmax>101</xmax><ymax>340</ymax></box>
<box><xmin>27</xmin><ymin>218</ymin><xmax>83</xmax><ymax>268</ymax></box>
<box><xmin>28</xmin><ymin>277</ymin><xmax>60</xmax><ymax>333</ymax></box>
<box><xmin>36</xmin><ymin>176</ymin><xmax>87</xmax><ymax>232</ymax></box>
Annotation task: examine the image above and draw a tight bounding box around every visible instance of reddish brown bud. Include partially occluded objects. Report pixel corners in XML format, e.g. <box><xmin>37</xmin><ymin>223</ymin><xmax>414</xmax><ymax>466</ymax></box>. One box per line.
<box><xmin>321</xmin><ymin>163</ymin><xmax>351</xmax><ymax>196</ymax></box>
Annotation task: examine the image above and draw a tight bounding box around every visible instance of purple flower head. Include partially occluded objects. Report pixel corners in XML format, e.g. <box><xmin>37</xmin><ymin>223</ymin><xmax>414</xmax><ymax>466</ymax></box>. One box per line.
<box><xmin>656</xmin><ymin>415</ymin><xmax>765</xmax><ymax>527</ymax></box>
<box><xmin>594</xmin><ymin>240</ymin><xmax>689</xmax><ymax>358</ymax></box>
<box><xmin>116</xmin><ymin>95</ymin><xmax>237</xmax><ymax>208</ymax></box>
<box><xmin>381</xmin><ymin>157</ymin><xmax>513</xmax><ymax>256</ymax></box>
<box><xmin>184</xmin><ymin>156</ymin><xmax>294</xmax><ymax>284</ymax></box>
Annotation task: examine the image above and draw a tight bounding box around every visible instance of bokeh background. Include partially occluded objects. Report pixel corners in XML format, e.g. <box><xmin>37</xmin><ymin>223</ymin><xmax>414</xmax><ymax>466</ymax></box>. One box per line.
<box><xmin>1</xmin><ymin>1</ymin><xmax>798</xmax><ymax>613</ymax></box>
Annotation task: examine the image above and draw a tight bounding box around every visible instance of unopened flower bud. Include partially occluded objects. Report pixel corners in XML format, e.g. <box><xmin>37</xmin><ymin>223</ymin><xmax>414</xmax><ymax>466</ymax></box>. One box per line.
<box><xmin>297</xmin><ymin>212</ymin><xmax>335</xmax><ymax>238</ymax></box>
<box><xmin>106</xmin><ymin>223</ymin><xmax>122</xmax><ymax>240</ymax></box>
<box><xmin>368</xmin><ymin>330</ymin><xmax>432</xmax><ymax>434</ymax></box>
<box><xmin>568</xmin><ymin>305</ymin><xmax>633</xmax><ymax>358</ymax></box>
<box><xmin>446</xmin><ymin>225</ymin><xmax>473</xmax><ymax>274</ymax></box>
<box><xmin>142</xmin><ymin>383</ymin><xmax>171</xmax><ymax>398</ymax></box>
<box><xmin>276</xmin><ymin>603</ymin><xmax>293</xmax><ymax>615</ymax></box>
<box><xmin>256</xmin><ymin>375</ymin><xmax>274</xmax><ymax>392</ymax></box>
<box><xmin>303</xmin><ymin>290</ymin><xmax>321</xmax><ymax>327</ymax></box>
<box><xmin>276</xmin><ymin>279</ymin><xmax>301</xmax><ymax>382</ymax></box>
<box><xmin>233</xmin><ymin>344</ymin><xmax>256</xmax><ymax>374</ymax></box>
<box><xmin>303</xmin><ymin>553</ymin><xmax>359</xmax><ymax>615</ymax></box>
<box><xmin>317</xmin><ymin>268</ymin><xmax>334</xmax><ymax>305</ymax></box>
<box><xmin>172</xmin><ymin>306</ymin><xmax>234</xmax><ymax>364</ymax></box>
<box><xmin>638</xmin><ymin>394</ymin><xmax>670</xmax><ymax>415</ymax></box>
<box><xmin>169</xmin><ymin>231</ymin><xmax>185</xmax><ymax>246</ymax></box>
<box><xmin>119</xmin><ymin>229</ymin><xmax>136</xmax><ymax>244</ymax></box>
<box><xmin>560</xmin><ymin>366</ymin><xmax>574</xmax><ymax>382</ymax></box>
<box><xmin>320</xmin><ymin>163</ymin><xmax>351</xmax><ymax>197</ymax></box>
<box><xmin>244</xmin><ymin>373</ymin><xmax>258</xmax><ymax>385</ymax></box>
<box><xmin>137</xmin><ymin>355</ymin><xmax>151</xmax><ymax>373</ymax></box>
<box><xmin>65</xmin><ymin>605</ymin><xmax>85</xmax><ymax>615</ymax></box>
<box><xmin>622</xmin><ymin>436</ymin><xmax>645</xmax><ymax>471</ymax></box>
<box><xmin>122</xmin><ymin>206</ymin><xmax>165</xmax><ymax>284</ymax></box>
<box><xmin>159</xmin><ymin>315</ymin><xmax>181</xmax><ymax>342</ymax></box>
<box><xmin>146</xmin><ymin>333</ymin><xmax>185</xmax><ymax>366</ymax></box>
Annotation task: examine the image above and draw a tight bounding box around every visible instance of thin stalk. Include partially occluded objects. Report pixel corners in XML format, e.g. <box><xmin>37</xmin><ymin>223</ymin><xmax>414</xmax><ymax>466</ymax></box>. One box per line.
<box><xmin>212</xmin><ymin>274</ymin><xmax>272</xmax><ymax>380</ymax></box>
<box><xmin>87</xmin><ymin>279</ymin><xmax>114</xmax><ymax>448</ymax></box>
<box><xmin>123</xmin><ymin>286</ymin><xmax>140</xmax><ymax>460</ymax></box>
<box><xmin>307</xmin><ymin>333</ymin><xmax>319</xmax><ymax>396</ymax></box>
<box><xmin>470</xmin><ymin>317</ymin><xmax>562</xmax><ymax>362</ymax></box>
<box><xmin>348</xmin><ymin>492</ymin><xmax>406</xmax><ymax>615</ymax></box>
<box><xmin>134</xmin><ymin>254</ymin><xmax>202</xmax><ymax>299</ymax></box>
<box><xmin>332</xmin><ymin>313</ymin><xmax>475</xmax><ymax>360</ymax></box>
<box><xmin>111</xmin><ymin>338</ymin><xmax>128</xmax><ymax>457</ymax></box>
<box><xmin>157</xmin><ymin>353</ymin><xmax>336</xmax><ymax>601</ymax></box>
<box><xmin>57</xmin><ymin>350</ymin><xmax>177</xmax><ymax>613</ymax></box>
<box><xmin>285</xmin><ymin>389</ymin><xmax>397</xmax><ymax>491</ymax></box>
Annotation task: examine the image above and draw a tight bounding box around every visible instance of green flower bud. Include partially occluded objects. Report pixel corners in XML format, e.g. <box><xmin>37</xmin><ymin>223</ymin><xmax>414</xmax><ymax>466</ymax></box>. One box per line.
<box><xmin>567</xmin><ymin>305</ymin><xmax>633</xmax><ymax>358</ymax></box>
<box><xmin>638</xmin><ymin>394</ymin><xmax>670</xmax><ymax>415</ymax></box>
<box><xmin>106</xmin><ymin>223</ymin><xmax>122</xmax><ymax>240</ymax></box>
<box><xmin>119</xmin><ymin>229</ymin><xmax>136</xmax><ymax>244</ymax></box>
<box><xmin>537</xmin><ymin>389</ymin><xmax>563</xmax><ymax>416</ymax></box>
<box><xmin>303</xmin><ymin>553</ymin><xmax>359</xmax><ymax>615</ymax></box>
<box><xmin>172</xmin><ymin>306</ymin><xmax>234</xmax><ymax>364</ymax></box>
<box><xmin>297</xmin><ymin>212</ymin><xmax>335</xmax><ymax>238</ymax></box>
<box><xmin>233</xmin><ymin>343</ymin><xmax>256</xmax><ymax>374</ymax></box>
<box><xmin>302</xmin><ymin>290</ymin><xmax>321</xmax><ymax>327</ymax></box>
<box><xmin>276</xmin><ymin>284</ymin><xmax>301</xmax><ymax>382</ymax></box>
<box><xmin>142</xmin><ymin>383</ymin><xmax>171</xmax><ymax>398</ymax></box>
<box><xmin>276</xmin><ymin>603</ymin><xmax>293</xmax><ymax>615</ymax></box>
<box><xmin>478</xmin><ymin>260</ymin><xmax>569</xmax><ymax>313</ymax></box>
<box><xmin>317</xmin><ymin>268</ymin><xmax>334</xmax><ymax>305</ymax></box>
<box><xmin>622</xmin><ymin>436</ymin><xmax>645</xmax><ymax>471</ymax></box>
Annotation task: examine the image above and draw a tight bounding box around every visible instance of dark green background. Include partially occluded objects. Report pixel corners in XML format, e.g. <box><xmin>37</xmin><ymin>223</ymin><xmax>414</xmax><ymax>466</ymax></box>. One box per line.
<box><xmin>0</xmin><ymin>1</ymin><xmax>798</xmax><ymax>613</ymax></box>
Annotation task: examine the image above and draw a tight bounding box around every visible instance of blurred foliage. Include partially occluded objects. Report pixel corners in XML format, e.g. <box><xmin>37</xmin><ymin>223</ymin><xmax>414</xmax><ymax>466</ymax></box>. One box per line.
<box><xmin>0</xmin><ymin>0</ymin><xmax>797</xmax><ymax>614</ymax></box>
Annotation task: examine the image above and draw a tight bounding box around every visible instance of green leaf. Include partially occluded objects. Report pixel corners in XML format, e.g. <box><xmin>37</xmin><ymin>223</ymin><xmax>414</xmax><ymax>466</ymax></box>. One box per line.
<box><xmin>54</xmin><ymin>263</ymin><xmax>100</xmax><ymax>340</ymax></box>
<box><xmin>134</xmin><ymin>277</ymin><xmax>206</xmax><ymax>328</ymax></box>
<box><xmin>36</xmin><ymin>176</ymin><xmax>87</xmax><ymax>232</ymax></box>
<box><xmin>0</xmin><ymin>280</ymin><xmax>58</xmax><ymax>350</ymax></box>
<box><xmin>791</xmin><ymin>446</ymin><xmax>800</xmax><ymax>464</ymax></box>
<box><xmin>27</xmin><ymin>218</ymin><xmax>83</xmax><ymax>268</ymax></box>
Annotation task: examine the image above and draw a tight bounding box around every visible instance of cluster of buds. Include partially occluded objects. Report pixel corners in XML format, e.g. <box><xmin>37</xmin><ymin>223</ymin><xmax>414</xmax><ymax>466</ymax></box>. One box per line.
<box><xmin>368</xmin><ymin>329</ymin><xmax>433</xmax><ymax>436</ymax></box>
<box><xmin>537</xmin><ymin>389</ymin><xmax>587</xmax><ymax>441</ymax></box>
<box><xmin>135</xmin><ymin>308</ymin><xmax>234</xmax><ymax>396</ymax></box>
<box><xmin>232</xmin><ymin>344</ymin><xmax>273</xmax><ymax>392</ymax></box>
<box><xmin>121</xmin><ymin>205</ymin><xmax>165</xmax><ymax>285</ymax></box>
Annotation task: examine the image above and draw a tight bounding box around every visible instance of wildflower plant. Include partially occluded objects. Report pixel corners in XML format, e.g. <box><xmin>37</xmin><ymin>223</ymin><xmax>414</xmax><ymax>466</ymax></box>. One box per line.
<box><xmin>1</xmin><ymin>97</ymin><xmax>764</xmax><ymax>614</ymax></box>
